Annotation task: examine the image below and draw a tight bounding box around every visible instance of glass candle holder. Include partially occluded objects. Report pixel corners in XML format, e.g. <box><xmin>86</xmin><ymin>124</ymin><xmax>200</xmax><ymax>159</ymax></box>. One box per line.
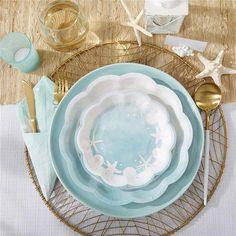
<box><xmin>0</xmin><ymin>32</ymin><xmax>41</xmax><ymax>73</ymax></box>
<box><xmin>145</xmin><ymin>0</ymin><xmax>188</xmax><ymax>34</ymax></box>
<box><xmin>39</xmin><ymin>0</ymin><xmax>89</xmax><ymax>52</ymax></box>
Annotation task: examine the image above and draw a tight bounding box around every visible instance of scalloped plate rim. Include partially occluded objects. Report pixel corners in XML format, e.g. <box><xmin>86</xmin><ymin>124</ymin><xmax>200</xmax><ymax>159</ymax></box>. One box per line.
<box><xmin>77</xmin><ymin>91</ymin><xmax>176</xmax><ymax>187</ymax></box>
<box><xmin>49</xmin><ymin>63</ymin><xmax>204</xmax><ymax>218</ymax></box>
<box><xmin>59</xmin><ymin>72</ymin><xmax>193</xmax><ymax>205</ymax></box>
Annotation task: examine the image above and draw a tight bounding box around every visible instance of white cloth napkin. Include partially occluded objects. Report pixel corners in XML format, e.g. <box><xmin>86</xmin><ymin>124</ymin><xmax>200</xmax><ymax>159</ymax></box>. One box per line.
<box><xmin>17</xmin><ymin>77</ymin><xmax>56</xmax><ymax>200</ymax></box>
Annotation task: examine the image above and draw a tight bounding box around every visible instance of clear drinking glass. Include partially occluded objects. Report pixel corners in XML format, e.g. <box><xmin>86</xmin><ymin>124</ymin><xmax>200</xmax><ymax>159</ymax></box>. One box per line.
<box><xmin>0</xmin><ymin>32</ymin><xmax>41</xmax><ymax>73</ymax></box>
<box><xmin>39</xmin><ymin>0</ymin><xmax>89</xmax><ymax>52</ymax></box>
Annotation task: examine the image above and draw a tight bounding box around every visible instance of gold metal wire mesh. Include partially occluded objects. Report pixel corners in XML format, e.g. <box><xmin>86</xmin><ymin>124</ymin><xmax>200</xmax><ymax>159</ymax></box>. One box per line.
<box><xmin>24</xmin><ymin>41</ymin><xmax>227</xmax><ymax>236</ymax></box>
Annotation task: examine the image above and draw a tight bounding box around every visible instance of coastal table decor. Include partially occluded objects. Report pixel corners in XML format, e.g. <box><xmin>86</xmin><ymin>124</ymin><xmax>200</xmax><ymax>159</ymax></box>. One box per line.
<box><xmin>0</xmin><ymin>0</ymin><xmax>236</xmax><ymax>235</ymax></box>
<box><xmin>0</xmin><ymin>32</ymin><xmax>40</xmax><ymax>73</ymax></box>
<box><xmin>58</xmin><ymin>70</ymin><xmax>192</xmax><ymax>208</ymax></box>
<box><xmin>1</xmin><ymin>0</ymin><xmax>236</xmax><ymax>105</ymax></box>
<box><xmin>21</xmin><ymin>80</ymin><xmax>38</xmax><ymax>133</ymax></box>
<box><xmin>196</xmin><ymin>50</ymin><xmax>236</xmax><ymax>91</ymax></box>
<box><xmin>18</xmin><ymin>78</ymin><xmax>57</xmax><ymax>200</ymax></box>
<box><xmin>194</xmin><ymin>82</ymin><xmax>222</xmax><ymax>206</ymax></box>
<box><xmin>120</xmin><ymin>0</ymin><xmax>152</xmax><ymax>46</ymax></box>
<box><xmin>171</xmin><ymin>45</ymin><xmax>194</xmax><ymax>57</ymax></box>
<box><xmin>39</xmin><ymin>0</ymin><xmax>89</xmax><ymax>51</ymax></box>
<box><xmin>164</xmin><ymin>35</ymin><xmax>208</xmax><ymax>57</ymax></box>
<box><xmin>24</xmin><ymin>41</ymin><xmax>227</xmax><ymax>235</ymax></box>
<box><xmin>50</xmin><ymin>61</ymin><xmax>203</xmax><ymax>218</ymax></box>
<box><xmin>145</xmin><ymin>0</ymin><xmax>189</xmax><ymax>34</ymax></box>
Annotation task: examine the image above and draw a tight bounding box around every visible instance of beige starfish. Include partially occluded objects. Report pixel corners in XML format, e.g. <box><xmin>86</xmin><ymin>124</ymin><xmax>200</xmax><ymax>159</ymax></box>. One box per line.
<box><xmin>196</xmin><ymin>50</ymin><xmax>236</xmax><ymax>91</ymax></box>
<box><xmin>120</xmin><ymin>0</ymin><xmax>152</xmax><ymax>46</ymax></box>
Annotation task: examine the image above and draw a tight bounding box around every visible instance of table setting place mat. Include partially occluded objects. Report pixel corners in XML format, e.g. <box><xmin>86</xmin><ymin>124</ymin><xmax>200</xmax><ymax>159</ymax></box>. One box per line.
<box><xmin>1</xmin><ymin>41</ymin><xmax>225</xmax><ymax>235</ymax></box>
<box><xmin>1</xmin><ymin>0</ymin><xmax>235</xmax><ymax>234</ymax></box>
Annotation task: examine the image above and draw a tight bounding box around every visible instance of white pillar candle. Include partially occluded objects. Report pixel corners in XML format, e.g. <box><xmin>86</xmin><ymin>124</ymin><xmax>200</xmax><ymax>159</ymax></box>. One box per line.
<box><xmin>14</xmin><ymin>48</ymin><xmax>30</xmax><ymax>62</ymax></box>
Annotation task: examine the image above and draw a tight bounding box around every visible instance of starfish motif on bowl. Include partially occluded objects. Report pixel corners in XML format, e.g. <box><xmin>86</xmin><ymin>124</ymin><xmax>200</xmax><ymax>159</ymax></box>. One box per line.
<box><xmin>105</xmin><ymin>161</ymin><xmax>121</xmax><ymax>175</ymax></box>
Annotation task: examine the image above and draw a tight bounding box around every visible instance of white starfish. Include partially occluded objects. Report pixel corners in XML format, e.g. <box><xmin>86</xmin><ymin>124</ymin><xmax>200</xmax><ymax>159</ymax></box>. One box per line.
<box><xmin>105</xmin><ymin>161</ymin><xmax>121</xmax><ymax>174</ymax></box>
<box><xmin>90</xmin><ymin>139</ymin><xmax>103</xmax><ymax>151</ymax></box>
<box><xmin>137</xmin><ymin>155</ymin><xmax>151</xmax><ymax>170</ymax></box>
<box><xmin>196</xmin><ymin>50</ymin><xmax>236</xmax><ymax>91</ymax></box>
<box><xmin>120</xmin><ymin>0</ymin><xmax>152</xmax><ymax>46</ymax></box>
<box><xmin>89</xmin><ymin>132</ymin><xmax>103</xmax><ymax>152</ymax></box>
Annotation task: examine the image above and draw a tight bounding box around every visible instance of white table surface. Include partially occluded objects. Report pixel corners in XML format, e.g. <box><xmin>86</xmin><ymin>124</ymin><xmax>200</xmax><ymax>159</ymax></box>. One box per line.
<box><xmin>1</xmin><ymin>103</ymin><xmax>236</xmax><ymax>236</ymax></box>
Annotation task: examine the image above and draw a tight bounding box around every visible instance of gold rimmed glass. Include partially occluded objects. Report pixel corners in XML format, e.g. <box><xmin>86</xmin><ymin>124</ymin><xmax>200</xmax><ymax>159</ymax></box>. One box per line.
<box><xmin>39</xmin><ymin>0</ymin><xmax>89</xmax><ymax>52</ymax></box>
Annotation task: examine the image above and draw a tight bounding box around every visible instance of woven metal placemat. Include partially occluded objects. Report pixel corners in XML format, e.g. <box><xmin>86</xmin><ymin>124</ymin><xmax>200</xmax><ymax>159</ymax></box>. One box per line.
<box><xmin>25</xmin><ymin>41</ymin><xmax>227</xmax><ymax>236</ymax></box>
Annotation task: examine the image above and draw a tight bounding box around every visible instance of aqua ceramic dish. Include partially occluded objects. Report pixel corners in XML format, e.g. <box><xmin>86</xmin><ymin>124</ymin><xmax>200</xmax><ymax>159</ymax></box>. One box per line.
<box><xmin>49</xmin><ymin>63</ymin><xmax>204</xmax><ymax>218</ymax></box>
<box><xmin>77</xmin><ymin>91</ymin><xmax>176</xmax><ymax>188</ymax></box>
<box><xmin>59</xmin><ymin>73</ymin><xmax>192</xmax><ymax>204</ymax></box>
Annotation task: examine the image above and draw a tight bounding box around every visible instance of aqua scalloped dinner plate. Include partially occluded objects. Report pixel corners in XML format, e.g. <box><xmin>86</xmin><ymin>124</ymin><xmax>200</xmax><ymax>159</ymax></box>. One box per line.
<box><xmin>49</xmin><ymin>63</ymin><xmax>204</xmax><ymax>218</ymax></box>
<box><xmin>59</xmin><ymin>72</ymin><xmax>192</xmax><ymax>205</ymax></box>
<box><xmin>59</xmin><ymin>73</ymin><xmax>192</xmax><ymax>205</ymax></box>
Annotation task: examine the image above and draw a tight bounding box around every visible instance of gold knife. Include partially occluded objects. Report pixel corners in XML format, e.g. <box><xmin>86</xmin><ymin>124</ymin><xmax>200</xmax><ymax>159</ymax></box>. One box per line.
<box><xmin>22</xmin><ymin>80</ymin><xmax>38</xmax><ymax>133</ymax></box>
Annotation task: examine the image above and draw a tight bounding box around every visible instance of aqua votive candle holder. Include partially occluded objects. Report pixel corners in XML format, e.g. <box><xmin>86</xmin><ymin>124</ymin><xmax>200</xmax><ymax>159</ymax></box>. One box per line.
<box><xmin>0</xmin><ymin>32</ymin><xmax>41</xmax><ymax>73</ymax></box>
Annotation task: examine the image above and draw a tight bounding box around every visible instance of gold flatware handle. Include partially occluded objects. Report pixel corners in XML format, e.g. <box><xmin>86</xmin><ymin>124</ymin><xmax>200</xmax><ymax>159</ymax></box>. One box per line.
<box><xmin>30</xmin><ymin>119</ymin><xmax>37</xmax><ymax>133</ymax></box>
<box><xmin>22</xmin><ymin>80</ymin><xmax>38</xmax><ymax>133</ymax></box>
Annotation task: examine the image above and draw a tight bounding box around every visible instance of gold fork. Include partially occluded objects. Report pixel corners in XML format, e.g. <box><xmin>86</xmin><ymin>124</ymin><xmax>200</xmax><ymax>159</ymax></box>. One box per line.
<box><xmin>54</xmin><ymin>78</ymin><xmax>69</xmax><ymax>104</ymax></box>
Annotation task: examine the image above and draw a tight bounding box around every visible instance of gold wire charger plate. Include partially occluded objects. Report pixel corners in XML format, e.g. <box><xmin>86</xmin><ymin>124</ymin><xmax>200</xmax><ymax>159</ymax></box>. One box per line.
<box><xmin>25</xmin><ymin>41</ymin><xmax>227</xmax><ymax>236</ymax></box>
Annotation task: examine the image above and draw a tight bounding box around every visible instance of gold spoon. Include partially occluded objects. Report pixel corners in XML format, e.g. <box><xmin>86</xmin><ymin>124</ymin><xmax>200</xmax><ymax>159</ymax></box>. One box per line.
<box><xmin>194</xmin><ymin>82</ymin><xmax>222</xmax><ymax>205</ymax></box>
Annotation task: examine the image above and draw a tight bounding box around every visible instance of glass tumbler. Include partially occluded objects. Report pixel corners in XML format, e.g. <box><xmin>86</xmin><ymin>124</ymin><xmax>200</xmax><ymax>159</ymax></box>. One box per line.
<box><xmin>0</xmin><ymin>32</ymin><xmax>41</xmax><ymax>73</ymax></box>
<box><xmin>39</xmin><ymin>0</ymin><xmax>89</xmax><ymax>52</ymax></box>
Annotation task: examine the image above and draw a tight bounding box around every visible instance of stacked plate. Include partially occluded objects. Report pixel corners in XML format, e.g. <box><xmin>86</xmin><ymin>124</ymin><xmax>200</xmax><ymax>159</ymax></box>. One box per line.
<box><xmin>49</xmin><ymin>63</ymin><xmax>204</xmax><ymax>218</ymax></box>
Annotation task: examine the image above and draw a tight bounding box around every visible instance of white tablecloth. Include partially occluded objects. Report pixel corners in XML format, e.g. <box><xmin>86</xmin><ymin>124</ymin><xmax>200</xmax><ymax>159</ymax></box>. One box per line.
<box><xmin>1</xmin><ymin>104</ymin><xmax>236</xmax><ymax>236</ymax></box>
